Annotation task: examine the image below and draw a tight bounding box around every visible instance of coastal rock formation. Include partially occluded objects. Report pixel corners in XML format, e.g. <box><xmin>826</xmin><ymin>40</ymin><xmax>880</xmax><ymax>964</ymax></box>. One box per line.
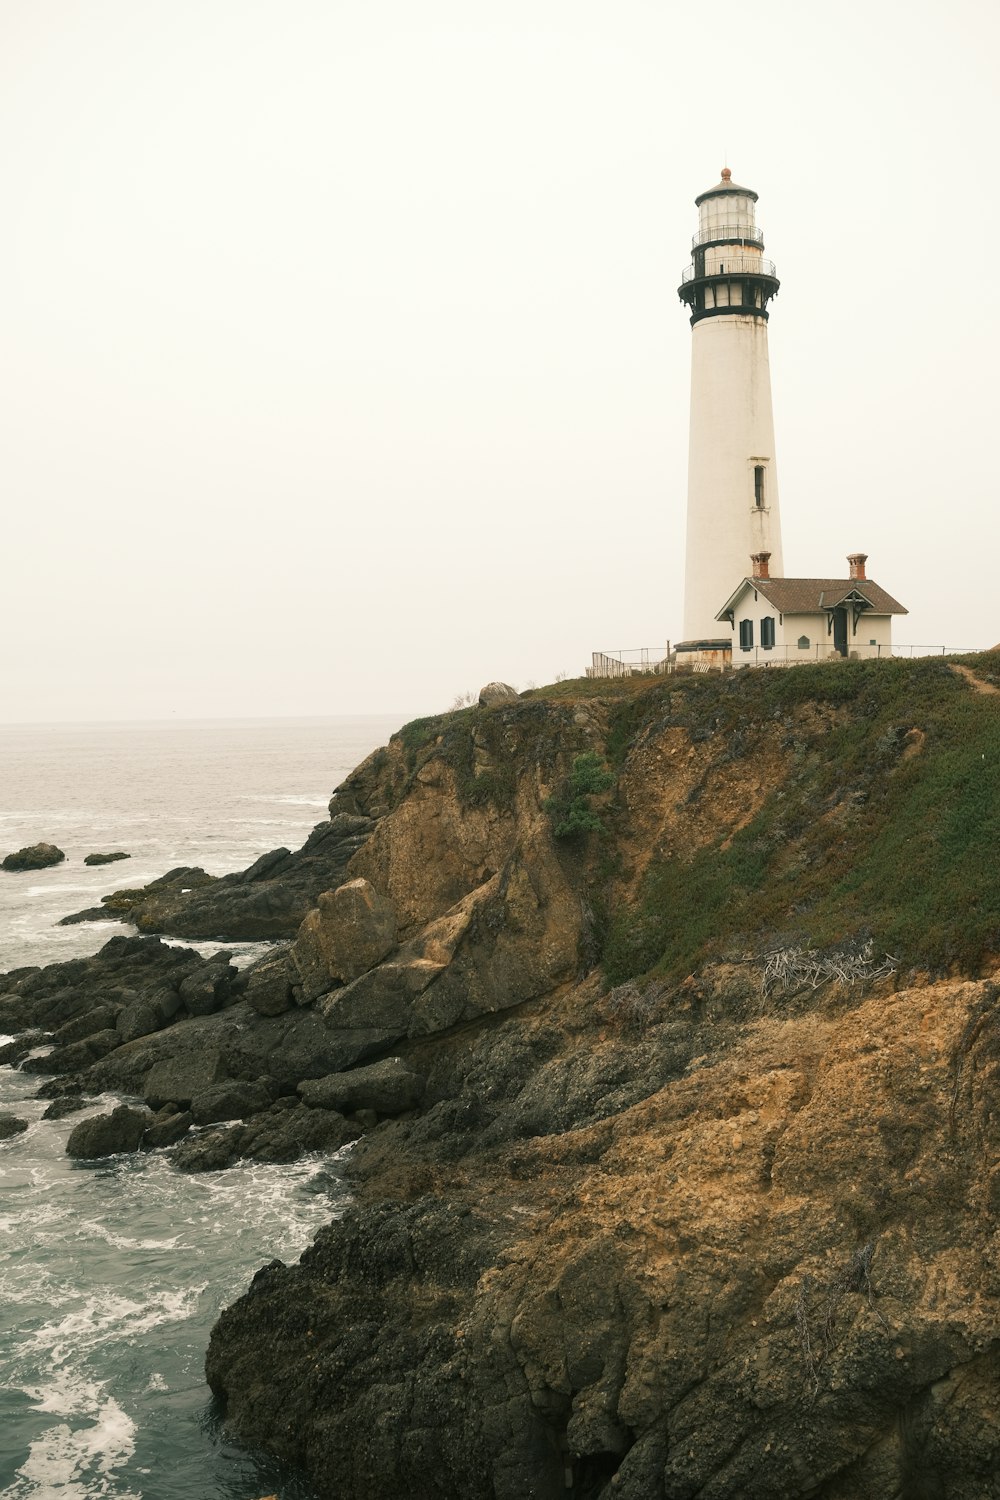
<box><xmin>2</xmin><ymin>842</ymin><xmax>65</xmax><ymax>872</ymax></box>
<box><xmin>66</xmin><ymin>1104</ymin><xmax>150</xmax><ymax>1159</ymax></box>
<box><xmin>83</xmin><ymin>851</ymin><xmax>131</xmax><ymax>866</ymax></box>
<box><xmin>7</xmin><ymin>656</ymin><xmax>1000</xmax><ymax>1497</ymax></box>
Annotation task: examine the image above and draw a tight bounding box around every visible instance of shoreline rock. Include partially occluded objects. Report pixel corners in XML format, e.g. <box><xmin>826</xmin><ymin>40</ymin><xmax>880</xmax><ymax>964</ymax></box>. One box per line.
<box><xmin>2</xmin><ymin>842</ymin><xmax>65</xmax><ymax>872</ymax></box>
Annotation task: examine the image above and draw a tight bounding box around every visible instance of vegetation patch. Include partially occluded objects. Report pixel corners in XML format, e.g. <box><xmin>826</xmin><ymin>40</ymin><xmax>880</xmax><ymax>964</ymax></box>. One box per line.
<box><xmin>600</xmin><ymin>657</ymin><xmax>1000</xmax><ymax>985</ymax></box>
<box><xmin>545</xmin><ymin>753</ymin><xmax>615</xmax><ymax>839</ymax></box>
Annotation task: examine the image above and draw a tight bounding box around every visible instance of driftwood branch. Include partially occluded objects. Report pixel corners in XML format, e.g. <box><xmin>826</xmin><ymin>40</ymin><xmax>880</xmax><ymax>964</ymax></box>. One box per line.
<box><xmin>754</xmin><ymin>940</ymin><xmax>897</xmax><ymax>997</ymax></box>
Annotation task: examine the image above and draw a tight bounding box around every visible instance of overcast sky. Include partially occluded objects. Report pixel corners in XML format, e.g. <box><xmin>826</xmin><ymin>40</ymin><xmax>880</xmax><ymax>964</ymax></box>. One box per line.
<box><xmin>2</xmin><ymin>0</ymin><xmax>997</xmax><ymax>722</ymax></box>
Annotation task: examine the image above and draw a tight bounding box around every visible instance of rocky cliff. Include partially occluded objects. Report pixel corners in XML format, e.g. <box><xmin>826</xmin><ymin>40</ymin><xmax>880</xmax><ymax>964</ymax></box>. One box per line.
<box><xmin>6</xmin><ymin>656</ymin><xmax>1000</xmax><ymax>1498</ymax></box>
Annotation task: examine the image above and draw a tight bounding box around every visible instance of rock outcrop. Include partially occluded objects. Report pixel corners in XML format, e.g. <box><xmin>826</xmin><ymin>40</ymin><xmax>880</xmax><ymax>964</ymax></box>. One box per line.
<box><xmin>7</xmin><ymin>656</ymin><xmax>1000</xmax><ymax>1499</ymax></box>
<box><xmin>2</xmin><ymin>842</ymin><xmax>65</xmax><ymax>871</ymax></box>
<box><xmin>83</xmin><ymin>851</ymin><xmax>130</xmax><ymax>866</ymax></box>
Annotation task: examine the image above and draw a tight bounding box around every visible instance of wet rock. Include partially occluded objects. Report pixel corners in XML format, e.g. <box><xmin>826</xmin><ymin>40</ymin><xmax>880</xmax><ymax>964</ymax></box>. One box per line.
<box><xmin>143</xmin><ymin>1107</ymin><xmax>193</xmax><ymax>1148</ymax></box>
<box><xmin>292</xmin><ymin>879</ymin><xmax>398</xmax><ymax>1002</ymax></box>
<box><xmin>2</xmin><ymin>842</ymin><xmax>65</xmax><ymax>872</ymax></box>
<box><xmin>298</xmin><ymin>1058</ymin><xmax>424</xmax><ymax>1116</ymax></box>
<box><xmin>0</xmin><ymin>1113</ymin><xmax>29</xmax><ymax>1139</ymax></box>
<box><xmin>83</xmin><ymin>851</ymin><xmax>131</xmax><ymax>866</ymax></box>
<box><xmin>115</xmin><ymin>999</ymin><xmax>163</xmax><ymax>1044</ymax></box>
<box><xmin>21</xmin><ymin>1029</ymin><xmax>122</xmax><ymax>1075</ymax></box>
<box><xmin>190</xmin><ymin>1078</ymin><xmax>275</xmax><ymax>1126</ymax></box>
<box><xmin>142</xmin><ymin>1047</ymin><xmax>229</xmax><ymax>1109</ymax></box>
<box><xmin>66</xmin><ymin>1104</ymin><xmax>150</xmax><ymax>1158</ymax></box>
<box><xmin>172</xmin><ymin>1100</ymin><xmax>357</xmax><ymax>1172</ymax></box>
<box><xmin>42</xmin><ymin>1095</ymin><xmax>90</xmax><ymax>1120</ymax></box>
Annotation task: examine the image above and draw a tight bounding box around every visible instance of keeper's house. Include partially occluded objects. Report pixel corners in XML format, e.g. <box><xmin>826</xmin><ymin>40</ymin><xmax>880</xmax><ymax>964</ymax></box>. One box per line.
<box><xmin>717</xmin><ymin>551</ymin><xmax>907</xmax><ymax>669</ymax></box>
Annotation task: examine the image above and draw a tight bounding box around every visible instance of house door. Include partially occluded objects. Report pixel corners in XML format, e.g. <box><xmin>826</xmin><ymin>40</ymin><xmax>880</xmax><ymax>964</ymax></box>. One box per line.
<box><xmin>832</xmin><ymin>608</ymin><xmax>848</xmax><ymax>657</ymax></box>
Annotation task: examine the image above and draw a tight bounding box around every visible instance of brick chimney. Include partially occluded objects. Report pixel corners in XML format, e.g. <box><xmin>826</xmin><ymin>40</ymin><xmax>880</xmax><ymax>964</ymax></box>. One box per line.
<box><xmin>751</xmin><ymin>551</ymin><xmax>771</xmax><ymax>579</ymax></box>
<box><xmin>847</xmin><ymin>552</ymin><xmax>868</xmax><ymax>580</ymax></box>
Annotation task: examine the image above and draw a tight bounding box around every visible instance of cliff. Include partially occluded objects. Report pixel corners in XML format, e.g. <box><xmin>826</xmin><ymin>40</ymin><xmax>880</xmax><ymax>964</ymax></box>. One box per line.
<box><xmin>6</xmin><ymin>656</ymin><xmax>1000</xmax><ymax>1497</ymax></box>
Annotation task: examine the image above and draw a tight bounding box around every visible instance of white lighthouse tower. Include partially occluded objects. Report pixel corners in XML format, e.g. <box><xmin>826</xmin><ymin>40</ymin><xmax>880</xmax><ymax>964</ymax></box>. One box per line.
<box><xmin>677</xmin><ymin>168</ymin><xmax>783</xmax><ymax>657</ymax></box>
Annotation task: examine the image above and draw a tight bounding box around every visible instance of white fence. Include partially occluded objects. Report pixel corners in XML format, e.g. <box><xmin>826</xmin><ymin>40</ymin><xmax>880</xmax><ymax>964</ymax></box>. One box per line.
<box><xmin>587</xmin><ymin>643</ymin><xmax>986</xmax><ymax>679</ymax></box>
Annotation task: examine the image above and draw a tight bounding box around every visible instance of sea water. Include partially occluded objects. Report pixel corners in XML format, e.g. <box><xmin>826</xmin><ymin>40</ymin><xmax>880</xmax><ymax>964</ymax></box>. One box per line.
<box><xmin>0</xmin><ymin>716</ymin><xmax>403</xmax><ymax>1499</ymax></box>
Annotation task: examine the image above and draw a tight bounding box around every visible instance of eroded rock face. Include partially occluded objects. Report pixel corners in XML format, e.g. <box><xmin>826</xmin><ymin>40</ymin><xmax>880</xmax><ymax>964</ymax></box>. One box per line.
<box><xmin>291</xmin><ymin>878</ymin><xmax>398</xmax><ymax>1001</ymax></box>
<box><xmin>207</xmin><ymin>971</ymin><xmax>1000</xmax><ymax>1500</ymax></box>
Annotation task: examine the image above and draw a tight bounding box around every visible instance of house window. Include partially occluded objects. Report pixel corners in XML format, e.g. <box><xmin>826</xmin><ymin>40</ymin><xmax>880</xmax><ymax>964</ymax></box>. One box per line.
<box><xmin>739</xmin><ymin>619</ymin><xmax>754</xmax><ymax>651</ymax></box>
<box><xmin>761</xmin><ymin>617</ymin><xmax>775</xmax><ymax>650</ymax></box>
<box><xmin>754</xmin><ymin>465</ymin><xmax>765</xmax><ymax>508</ymax></box>
<box><xmin>797</xmin><ymin>635</ymin><xmax>810</xmax><ymax>649</ymax></box>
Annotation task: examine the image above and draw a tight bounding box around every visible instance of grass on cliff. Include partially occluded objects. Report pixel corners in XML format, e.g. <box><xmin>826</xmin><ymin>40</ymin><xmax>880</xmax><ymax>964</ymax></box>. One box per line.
<box><xmin>601</xmin><ymin>654</ymin><xmax>1000</xmax><ymax>984</ymax></box>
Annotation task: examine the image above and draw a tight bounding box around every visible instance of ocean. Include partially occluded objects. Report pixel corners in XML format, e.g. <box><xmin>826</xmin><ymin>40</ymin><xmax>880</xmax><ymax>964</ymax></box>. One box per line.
<box><xmin>0</xmin><ymin>715</ymin><xmax>404</xmax><ymax>1500</ymax></box>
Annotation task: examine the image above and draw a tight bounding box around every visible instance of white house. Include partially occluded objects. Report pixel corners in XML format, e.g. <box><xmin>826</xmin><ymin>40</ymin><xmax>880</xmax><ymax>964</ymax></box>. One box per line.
<box><xmin>716</xmin><ymin>552</ymin><xmax>907</xmax><ymax>668</ymax></box>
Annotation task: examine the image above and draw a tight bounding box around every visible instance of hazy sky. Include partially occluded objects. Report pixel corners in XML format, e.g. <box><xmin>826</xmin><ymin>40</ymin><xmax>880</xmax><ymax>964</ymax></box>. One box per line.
<box><xmin>2</xmin><ymin>0</ymin><xmax>997</xmax><ymax>721</ymax></box>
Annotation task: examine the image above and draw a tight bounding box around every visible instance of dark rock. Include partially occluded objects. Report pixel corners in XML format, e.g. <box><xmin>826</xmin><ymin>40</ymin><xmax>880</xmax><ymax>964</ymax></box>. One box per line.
<box><xmin>244</xmin><ymin>950</ymin><xmax>294</xmax><ymax>1016</ymax></box>
<box><xmin>172</xmin><ymin>1101</ymin><xmax>357</xmax><ymax>1172</ymax></box>
<box><xmin>143</xmin><ymin>1108</ymin><xmax>193</xmax><ymax>1148</ymax></box>
<box><xmin>190</xmin><ymin>1078</ymin><xmax>275</xmax><ymax>1126</ymax></box>
<box><xmin>42</xmin><ymin>1095</ymin><xmax>90</xmax><ymax>1120</ymax></box>
<box><xmin>298</xmin><ymin>1058</ymin><xmax>425</xmax><ymax>1116</ymax></box>
<box><xmin>115</xmin><ymin>999</ymin><xmax>163</xmax><ymax>1044</ymax></box>
<box><xmin>66</xmin><ymin>1105</ymin><xmax>150</xmax><ymax>1159</ymax></box>
<box><xmin>53</xmin><ymin>1004</ymin><xmax>123</xmax><ymax>1045</ymax></box>
<box><xmin>21</xmin><ymin>1029</ymin><xmax>122</xmax><ymax>1075</ymax></box>
<box><xmin>83</xmin><ymin>852</ymin><xmax>131</xmax><ymax>866</ymax></box>
<box><xmin>0</xmin><ymin>1032</ymin><xmax>44</xmax><ymax>1066</ymax></box>
<box><xmin>0</xmin><ymin>1113</ymin><xmax>29</xmax><ymax>1139</ymax></box>
<box><xmin>179</xmin><ymin>960</ymin><xmax>236</xmax><ymax>1016</ymax></box>
<box><xmin>2</xmin><ymin>842</ymin><xmax>66</xmax><ymax>872</ymax></box>
<box><xmin>142</xmin><ymin>1047</ymin><xmax>229</xmax><ymax>1109</ymax></box>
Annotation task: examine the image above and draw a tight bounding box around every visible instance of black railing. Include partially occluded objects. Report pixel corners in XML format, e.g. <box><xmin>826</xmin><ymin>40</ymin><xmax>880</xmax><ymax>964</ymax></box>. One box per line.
<box><xmin>681</xmin><ymin>257</ymin><xmax>777</xmax><ymax>283</ymax></box>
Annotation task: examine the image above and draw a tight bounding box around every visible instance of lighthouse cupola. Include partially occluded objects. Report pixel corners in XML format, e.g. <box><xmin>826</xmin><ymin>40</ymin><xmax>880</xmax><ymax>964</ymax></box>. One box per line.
<box><xmin>677</xmin><ymin>167</ymin><xmax>785</xmax><ymax>650</ymax></box>
<box><xmin>679</xmin><ymin>167</ymin><xmax>780</xmax><ymax>324</ymax></box>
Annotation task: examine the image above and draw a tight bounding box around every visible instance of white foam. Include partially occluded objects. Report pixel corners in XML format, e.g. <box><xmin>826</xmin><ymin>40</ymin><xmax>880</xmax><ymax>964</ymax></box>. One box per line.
<box><xmin>12</xmin><ymin>1392</ymin><xmax>138</xmax><ymax>1499</ymax></box>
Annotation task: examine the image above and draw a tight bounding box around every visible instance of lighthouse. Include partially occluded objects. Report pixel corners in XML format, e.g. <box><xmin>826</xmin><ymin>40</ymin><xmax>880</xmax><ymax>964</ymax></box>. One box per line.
<box><xmin>677</xmin><ymin>168</ymin><xmax>783</xmax><ymax>656</ymax></box>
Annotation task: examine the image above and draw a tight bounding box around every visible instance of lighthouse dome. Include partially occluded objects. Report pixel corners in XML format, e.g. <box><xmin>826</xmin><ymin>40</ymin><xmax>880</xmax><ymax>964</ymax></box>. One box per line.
<box><xmin>694</xmin><ymin>167</ymin><xmax>760</xmax><ymax>205</ymax></box>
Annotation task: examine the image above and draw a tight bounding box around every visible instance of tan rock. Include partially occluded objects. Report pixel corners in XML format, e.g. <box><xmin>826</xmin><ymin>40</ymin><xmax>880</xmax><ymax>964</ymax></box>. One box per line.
<box><xmin>292</xmin><ymin>878</ymin><xmax>397</xmax><ymax>1002</ymax></box>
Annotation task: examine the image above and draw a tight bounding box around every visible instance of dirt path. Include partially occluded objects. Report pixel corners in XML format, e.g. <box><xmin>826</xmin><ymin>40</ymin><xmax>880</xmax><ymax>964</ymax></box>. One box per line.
<box><xmin>951</xmin><ymin>663</ymin><xmax>1000</xmax><ymax>696</ymax></box>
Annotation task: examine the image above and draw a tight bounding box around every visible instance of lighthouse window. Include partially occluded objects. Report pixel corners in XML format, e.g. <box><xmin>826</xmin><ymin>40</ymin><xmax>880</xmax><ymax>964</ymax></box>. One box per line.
<box><xmin>739</xmin><ymin>619</ymin><xmax>754</xmax><ymax>651</ymax></box>
<box><xmin>761</xmin><ymin>617</ymin><xmax>775</xmax><ymax>649</ymax></box>
<box><xmin>754</xmin><ymin>465</ymin><xmax>766</xmax><ymax>507</ymax></box>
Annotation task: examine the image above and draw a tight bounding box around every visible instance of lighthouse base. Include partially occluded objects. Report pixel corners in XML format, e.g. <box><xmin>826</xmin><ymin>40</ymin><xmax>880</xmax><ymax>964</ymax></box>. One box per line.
<box><xmin>673</xmin><ymin>638</ymin><xmax>732</xmax><ymax>673</ymax></box>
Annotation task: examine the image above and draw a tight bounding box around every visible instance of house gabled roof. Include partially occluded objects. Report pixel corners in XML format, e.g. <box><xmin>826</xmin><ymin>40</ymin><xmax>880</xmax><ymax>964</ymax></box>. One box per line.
<box><xmin>716</xmin><ymin>577</ymin><xmax>908</xmax><ymax>621</ymax></box>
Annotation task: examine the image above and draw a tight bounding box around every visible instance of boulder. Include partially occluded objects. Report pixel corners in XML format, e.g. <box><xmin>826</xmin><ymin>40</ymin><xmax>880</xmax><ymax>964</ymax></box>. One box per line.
<box><xmin>172</xmin><ymin>1100</ymin><xmax>358</xmax><ymax>1173</ymax></box>
<box><xmin>143</xmin><ymin>1047</ymin><xmax>229</xmax><ymax>1109</ymax></box>
<box><xmin>115</xmin><ymin>999</ymin><xmax>163</xmax><ymax>1044</ymax></box>
<box><xmin>190</xmin><ymin>1079</ymin><xmax>275</xmax><ymax>1126</ymax></box>
<box><xmin>179</xmin><ymin>959</ymin><xmax>236</xmax><ymax>1016</ymax></box>
<box><xmin>143</xmin><ymin>1108</ymin><xmax>193</xmax><ymax>1148</ymax></box>
<box><xmin>66</xmin><ymin>1104</ymin><xmax>150</xmax><ymax>1159</ymax></box>
<box><xmin>245</xmin><ymin>951</ymin><xmax>294</xmax><ymax>1016</ymax></box>
<box><xmin>0</xmin><ymin>1113</ymin><xmax>29</xmax><ymax>1140</ymax></box>
<box><xmin>477</xmin><ymin>681</ymin><xmax>519</xmax><ymax>707</ymax></box>
<box><xmin>298</xmin><ymin>1057</ymin><xmax>425</xmax><ymax>1116</ymax></box>
<box><xmin>2</xmin><ymin>842</ymin><xmax>66</xmax><ymax>872</ymax></box>
<box><xmin>21</xmin><ymin>1028</ymin><xmax>122</xmax><ymax>1075</ymax></box>
<box><xmin>292</xmin><ymin>879</ymin><xmax>398</xmax><ymax>1001</ymax></box>
<box><xmin>42</xmin><ymin>1095</ymin><xmax>90</xmax><ymax>1121</ymax></box>
<box><xmin>83</xmin><ymin>852</ymin><xmax>131</xmax><ymax>866</ymax></box>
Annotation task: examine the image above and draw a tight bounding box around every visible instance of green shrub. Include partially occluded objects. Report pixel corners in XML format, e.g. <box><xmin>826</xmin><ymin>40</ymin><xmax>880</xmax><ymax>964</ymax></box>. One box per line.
<box><xmin>546</xmin><ymin>752</ymin><xmax>615</xmax><ymax>840</ymax></box>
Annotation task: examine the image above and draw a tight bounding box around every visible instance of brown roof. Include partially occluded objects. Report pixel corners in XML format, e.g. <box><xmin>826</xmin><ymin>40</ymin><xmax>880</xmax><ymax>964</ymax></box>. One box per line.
<box><xmin>717</xmin><ymin>577</ymin><xmax>908</xmax><ymax>619</ymax></box>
